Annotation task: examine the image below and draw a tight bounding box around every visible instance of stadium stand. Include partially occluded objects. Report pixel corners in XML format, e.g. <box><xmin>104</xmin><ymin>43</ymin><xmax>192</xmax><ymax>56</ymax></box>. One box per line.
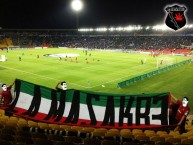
<box><xmin>0</xmin><ymin>109</ymin><xmax>193</xmax><ymax>145</ymax></box>
<box><xmin>0</xmin><ymin>28</ymin><xmax>193</xmax><ymax>145</ymax></box>
<box><xmin>0</xmin><ymin>29</ymin><xmax>193</xmax><ymax>54</ymax></box>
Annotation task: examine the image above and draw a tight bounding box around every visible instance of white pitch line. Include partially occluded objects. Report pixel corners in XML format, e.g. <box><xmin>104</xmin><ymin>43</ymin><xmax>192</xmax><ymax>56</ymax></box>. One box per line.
<box><xmin>0</xmin><ymin>59</ymin><xmax>158</xmax><ymax>89</ymax></box>
<box><xmin>89</xmin><ymin>67</ymin><xmax>156</xmax><ymax>88</ymax></box>
<box><xmin>0</xmin><ymin>65</ymin><xmax>88</xmax><ymax>88</ymax></box>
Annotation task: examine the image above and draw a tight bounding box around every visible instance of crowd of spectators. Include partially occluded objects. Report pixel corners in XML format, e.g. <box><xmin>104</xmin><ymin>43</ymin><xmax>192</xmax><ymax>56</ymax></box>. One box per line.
<box><xmin>0</xmin><ymin>29</ymin><xmax>193</xmax><ymax>51</ymax></box>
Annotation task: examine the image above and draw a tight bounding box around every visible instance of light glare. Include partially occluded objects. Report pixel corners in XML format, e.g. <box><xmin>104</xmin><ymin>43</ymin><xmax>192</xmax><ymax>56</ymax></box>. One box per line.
<box><xmin>71</xmin><ymin>0</ymin><xmax>83</xmax><ymax>12</ymax></box>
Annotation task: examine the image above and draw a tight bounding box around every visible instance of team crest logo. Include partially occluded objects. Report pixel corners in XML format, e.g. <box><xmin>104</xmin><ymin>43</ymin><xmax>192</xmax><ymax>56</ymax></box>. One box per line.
<box><xmin>165</xmin><ymin>5</ymin><xmax>187</xmax><ymax>31</ymax></box>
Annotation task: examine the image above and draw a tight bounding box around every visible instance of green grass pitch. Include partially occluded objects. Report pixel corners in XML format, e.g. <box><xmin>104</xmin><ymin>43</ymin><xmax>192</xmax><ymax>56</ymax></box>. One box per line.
<box><xmin>0</xmin><ymin>48</ymin><xmax>193</xmax><ymax>113</ymax></box>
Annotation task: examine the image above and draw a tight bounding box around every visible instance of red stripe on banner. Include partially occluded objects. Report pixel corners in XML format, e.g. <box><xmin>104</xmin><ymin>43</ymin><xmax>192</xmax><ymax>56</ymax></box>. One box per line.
<box><xmin>4</xmin><ymin>107</ymin><xmax>169</xmax><ymax>129</ymax></box>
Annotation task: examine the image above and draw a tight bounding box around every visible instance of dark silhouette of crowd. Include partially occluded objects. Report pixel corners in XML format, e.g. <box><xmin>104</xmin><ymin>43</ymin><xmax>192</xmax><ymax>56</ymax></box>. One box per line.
<box><xmin>0</xmin><ymin>29</ymin><xmax>193</xmax><ymax>52</ymax></box>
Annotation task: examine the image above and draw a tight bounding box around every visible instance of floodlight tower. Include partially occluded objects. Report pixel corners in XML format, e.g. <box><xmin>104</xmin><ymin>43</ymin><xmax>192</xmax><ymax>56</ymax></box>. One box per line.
<box><xmin>71</xmin><ymin>0</ymin><xmax>83</xmax><ymax>29</ymax></box>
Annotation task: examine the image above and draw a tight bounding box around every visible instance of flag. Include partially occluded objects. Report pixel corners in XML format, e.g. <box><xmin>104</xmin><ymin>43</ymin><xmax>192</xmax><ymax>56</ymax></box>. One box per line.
<box><xmin>4</xmin><ymin>79</ymin><xmax>170</xmax><ymax>129</ymax></box>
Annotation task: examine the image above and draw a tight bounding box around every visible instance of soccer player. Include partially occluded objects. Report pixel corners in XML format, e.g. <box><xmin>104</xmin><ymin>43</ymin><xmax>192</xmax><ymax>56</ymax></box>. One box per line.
<box><xmin>169</xmin><ymin>93</ymin><xmax>190</xmax><ymax>134</ymax></box>
<box><xmin>160</xmin><ymin>59</ymin><xmax>163</xmax><ymax>65</ymax></box>
<box><xmin>141</xmin><ymin>59</ymin><xmax>143</xmax><ymax>64</ymax></box>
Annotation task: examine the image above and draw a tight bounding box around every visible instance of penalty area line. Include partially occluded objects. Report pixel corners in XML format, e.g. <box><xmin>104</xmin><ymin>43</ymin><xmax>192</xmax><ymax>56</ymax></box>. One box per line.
<box><xmin>0</xmin><ymin>65</ymin><xmax>88</xmax><ymax>89</ymax></box>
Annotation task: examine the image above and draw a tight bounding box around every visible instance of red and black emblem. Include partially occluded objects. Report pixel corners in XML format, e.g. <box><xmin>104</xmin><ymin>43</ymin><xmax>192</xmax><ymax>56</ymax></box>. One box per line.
<box><xmin>165</xmin><ymin>5</ymin><xmax>187</xmax><ymax>31</ymax></box>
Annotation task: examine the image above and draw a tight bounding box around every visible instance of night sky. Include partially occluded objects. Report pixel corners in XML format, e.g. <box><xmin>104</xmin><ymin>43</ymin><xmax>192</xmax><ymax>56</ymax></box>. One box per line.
<box><xmin>0</xmin><ymin>0</ymin><xmax>192</xmax><ymax>29</ymax></box>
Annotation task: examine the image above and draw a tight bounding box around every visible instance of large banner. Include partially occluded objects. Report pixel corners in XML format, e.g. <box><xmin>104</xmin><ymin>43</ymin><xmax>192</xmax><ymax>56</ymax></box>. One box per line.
<box><xmin>5</xmin><ymin>79</ymin><xmax>170</xmax><ymax>128</ymax></box>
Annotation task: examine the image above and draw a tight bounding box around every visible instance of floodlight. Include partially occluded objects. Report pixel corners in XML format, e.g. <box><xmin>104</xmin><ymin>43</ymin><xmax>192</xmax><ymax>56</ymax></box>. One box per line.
<box><xmin>71</xmin><ymin>0</ymin><xmax>83</xmax><ymax>12</ymax></box>
<box><xmin>109</xmin><ymin>27</ymin><xmax>115</xmax><ymax>31</ymax></box>
<box><xmin>116</xmin><ymin>27</ymin><xmax>123</xmax><ymax>31</ymax></box>
<box><xmin>96</xmin><ymin>28</ymin><xmax>107</xmax><ymax>32</ymax></box>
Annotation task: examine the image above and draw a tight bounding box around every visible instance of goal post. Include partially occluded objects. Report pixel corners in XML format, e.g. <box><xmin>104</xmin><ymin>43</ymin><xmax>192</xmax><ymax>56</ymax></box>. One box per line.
<box><xmin>156</xmin><ymin>57</ymin><xmax>174</xmax><ymax>68</ymax></box>
<box><xmin>0</xmin><ymin>55</ymin><xmax>6</xmax><ymax>62</ymax></box>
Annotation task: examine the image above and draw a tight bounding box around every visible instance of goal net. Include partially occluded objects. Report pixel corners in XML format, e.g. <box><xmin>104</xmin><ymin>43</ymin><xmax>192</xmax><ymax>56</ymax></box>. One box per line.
<box><xmin>156</xmin><ymin>57</ymin><xmax>174</xmax><ymax>68</ymax></box>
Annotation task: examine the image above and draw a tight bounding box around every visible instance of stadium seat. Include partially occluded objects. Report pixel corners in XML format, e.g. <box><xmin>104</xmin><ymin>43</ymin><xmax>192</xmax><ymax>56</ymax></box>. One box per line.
<box><xmin>135</xmin><ymin>135</ymin><xmax>150</xmax><ymax>141</ymax></box>
<box><xmin>123</xmin><ymin>142</ymin><xmax>141</xmax><ymax>145</ymax></box>
<box><xmin>175</xmin><ymin>143</ymin><xmax>192</xmax><ymax>145</ymax></box>
<box><xmin>59</xmin><ymin>125</ymin><xmax>71</xmax><ymax>130</ymax></box>
<box><xmin>144</xmin><ymin>130</ymin><xmax>155</xmax><ymax>134</ymax></box>
<box><xmin>159</xmin><ymin>134</ymin><xmax>173</xmax><ymax>139</ymax></box>
<box><xmin>31</xmin><ymin>132</ymin><xmax>47</xmax><ymax>139</ymax></box>
<box><xmin>65</xmin><ymin>128</ymin><xmax>79</xmax><ymax>136</ymax></box>
<box><xmin>78</xmin><ymin>130</ymin><xmax>91</xmax><ymax>138</ymax></box>
<box><xmin>0</xmin><ymin>134</ymin><xmax>16</xmax><ymax>142</ymax></box>
<box><xmin>132</xmin><ymin>132</ymin><xmax>145</xmax><ymax>136</ymax></box>
<box><xmin>1</xmin><ymin>128</ymin><xmax>16</xmax><ymax>135</ymax></box>
<box><xmin>104</xmin><ymin>132</ymin><xmax>120</xmax><ymax>141</ymax></box>
<box><xmin>108</xmin><ymin>128</ymin><xmax>120</xmax><ymax>133</ymax></box>
<box><xmin>0</xmin><ymin>124</ymin><xmax>4</xmax><ymax>129</ymax></box>
<box><xmin>47</xmin><ymin>134</ymin><xmax>65</xmax><ymax>141</ymax></box>
<box><xmin>156</xmin><ymin>142</ymin><xmax>173</xmax><ymax>145</ymax></box>
<box><xmin>28</xmin><ymin>121</ymin><xmax>38</xmax><ymax>128</ymax></box>
<box><xmin>146</xmin><ymin>134</ymin><xmax>159</xmax><ymax>138</ymax></box>
<box><xmin>0</xmin><ymin>119</ymin><xmax>7</xmax><ymax>126</ymax></box>
<box><xmin>101</xmin><ymin>140</ymin><xmax>120</xmax><ymax>145</ymax></box>
<box><xmin>34</xmin><ymin>138</ymin><xmax>54</xmax><ymax>145</ymax></box>
<box><xmin>120</xmin><ymin>129</ymin><xmax>132</xmax><ymax>134</ymax></box>
<box><xmin>94</xmin><ymin>128</ymin><xmax>108</xmax><ymax>133</ymax></box>
<box><xmin>132</xmin><ymin>129</ymin><xmax>143</xmax><ymax>134</ymax></box>
<box><xmin>181</xmin><ymin>138</ymin><xmax>193</xmax><ymax>144</ymax></box>
<box><xmin>0</xmin><ymin>139</ymin><xmax>14</xmax><ymax>145</ymax></box>
<box><xmin>120</xmin><ymin>133</ymin><xmax>134</xmax><ymax>142</ymax></box>
<box><xmin>5</xmin><ymin>121</ymin><xmax>18</xmax><ymax>127</ymax></box>
<box><xmin>91</xmin><ymin>131</ymin><xmax>105</xmax><ymax>139</ymax></box>
<box><xmin>83</xmin><ymin>138</ymin><xmax>101</xmax><ymax>145</ymax></box>
<box><xmin>0</xmin><ymin>109</ymin><xmax>5</xmax><ymax>116</ymax></box>
<box><xmin>15</xmin><ymin>143</ymin><xmax>27</xmax><ymax>145</ymax></box>
<box><xmin>0</xmin><ymin>116</ymin><xmax>9</xmax><ymax>120</ymax></box>
<box><xmin>140</xmin><ymin>140</ymin><xmax>155</xmax><ymax>145</ymax></box>
<box><xmin>15</xmin><ymin>136</ymin><xmax>34</xmax><ymax>144</ymax></box>
<box><xmin>17</xmin><ymin>120</ymin><xmax>28</xmax><ymax>127</ymax></box>
<box><xmin>174</xmin><ymin>135</ymin><xmax>188</xmax><ymax>140</ymax></box>
<box><xmin>48</xmin><ymin>123</ymin><xmax>60</xmax><ymax>130</ymax></box>
<box><xmin>169</xmin><ymin>130</ymin><xmax>180</xmax><ymax>136</ymax></box>
<box><xmin>150</xmin><ymin>136</ymin><xmax>165</xmax><ymax>143</ymax></box>
<box><xmin>156</xmin><ymin>131</ymin><xmax>168</xmax><ymax>136</ymax></box>
<box><xmin>165</xmin><ymin>137</ymin><xmax>181</xmax><ymax>144</ymax></box>
<box><xmin>9</xmin><ymin>116</ymin><xmax>19</xmax><ymax>121</ymax></box>
<box><xmin>82</xmin><ymin>127</ymin><xmax>95</xmax><ymax>132</ymax></box>
<box><xmin>55</xmin><ymin>141</ymin><xmax>76</xmax><ymax>145</ymax></box>
<box><xmin>71</xmin><ymin>126</ymin><xmax>83</xmax><ymax>131</ymax></box>
<box><xmin>65</xmin><ymin>136</ymin><xmax>83</xmax><ymax>144</ymax></box>
<box><xmin>17</xmin><ymin>124</ymin><xmax>29</xmax><ymax>129</ymax></box>
<box><xmin>120</xmin><ymin>130</ymin><xmax>132</xmax><ymax>136</ymax></box>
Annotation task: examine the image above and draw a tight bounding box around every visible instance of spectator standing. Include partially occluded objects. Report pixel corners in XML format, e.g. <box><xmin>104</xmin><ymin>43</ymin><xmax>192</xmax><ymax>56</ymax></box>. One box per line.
<box><xmin>0</xmin><ymin>80</ymin><xmax>16</xmax><ymax>116</ymax></box>
<box><xmin>56</xmin><ymin>81</ymin><xmax>67</xmax><ymax>91</ymax></box>
<box><xmin>169</xmin><ymin>93</ymin><xmax>190</xmax><ymax>134</ymax></box>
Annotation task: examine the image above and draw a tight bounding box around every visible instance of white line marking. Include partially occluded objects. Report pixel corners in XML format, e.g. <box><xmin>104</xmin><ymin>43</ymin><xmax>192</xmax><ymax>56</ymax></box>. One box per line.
<box><xmin>89</xmin><ymin>67</ymin><xmax>156</xmax><ymax>88</ymax></box>
<box><xmin>0</xmin><ymin>65</ymin><xmax>88</xmax><ymax>88</ymax></box>
<box><xmin>0</xmin><ymin>60</ymin><xmax>158</xmax><ymax>89</ymax></box>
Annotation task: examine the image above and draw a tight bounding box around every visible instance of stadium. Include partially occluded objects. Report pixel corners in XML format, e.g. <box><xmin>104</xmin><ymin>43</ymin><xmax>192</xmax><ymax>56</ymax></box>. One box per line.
<box><xmin>0</xmin><ymin>0</ymin><xmax>193</xmax><ymax>145</ymax></box>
